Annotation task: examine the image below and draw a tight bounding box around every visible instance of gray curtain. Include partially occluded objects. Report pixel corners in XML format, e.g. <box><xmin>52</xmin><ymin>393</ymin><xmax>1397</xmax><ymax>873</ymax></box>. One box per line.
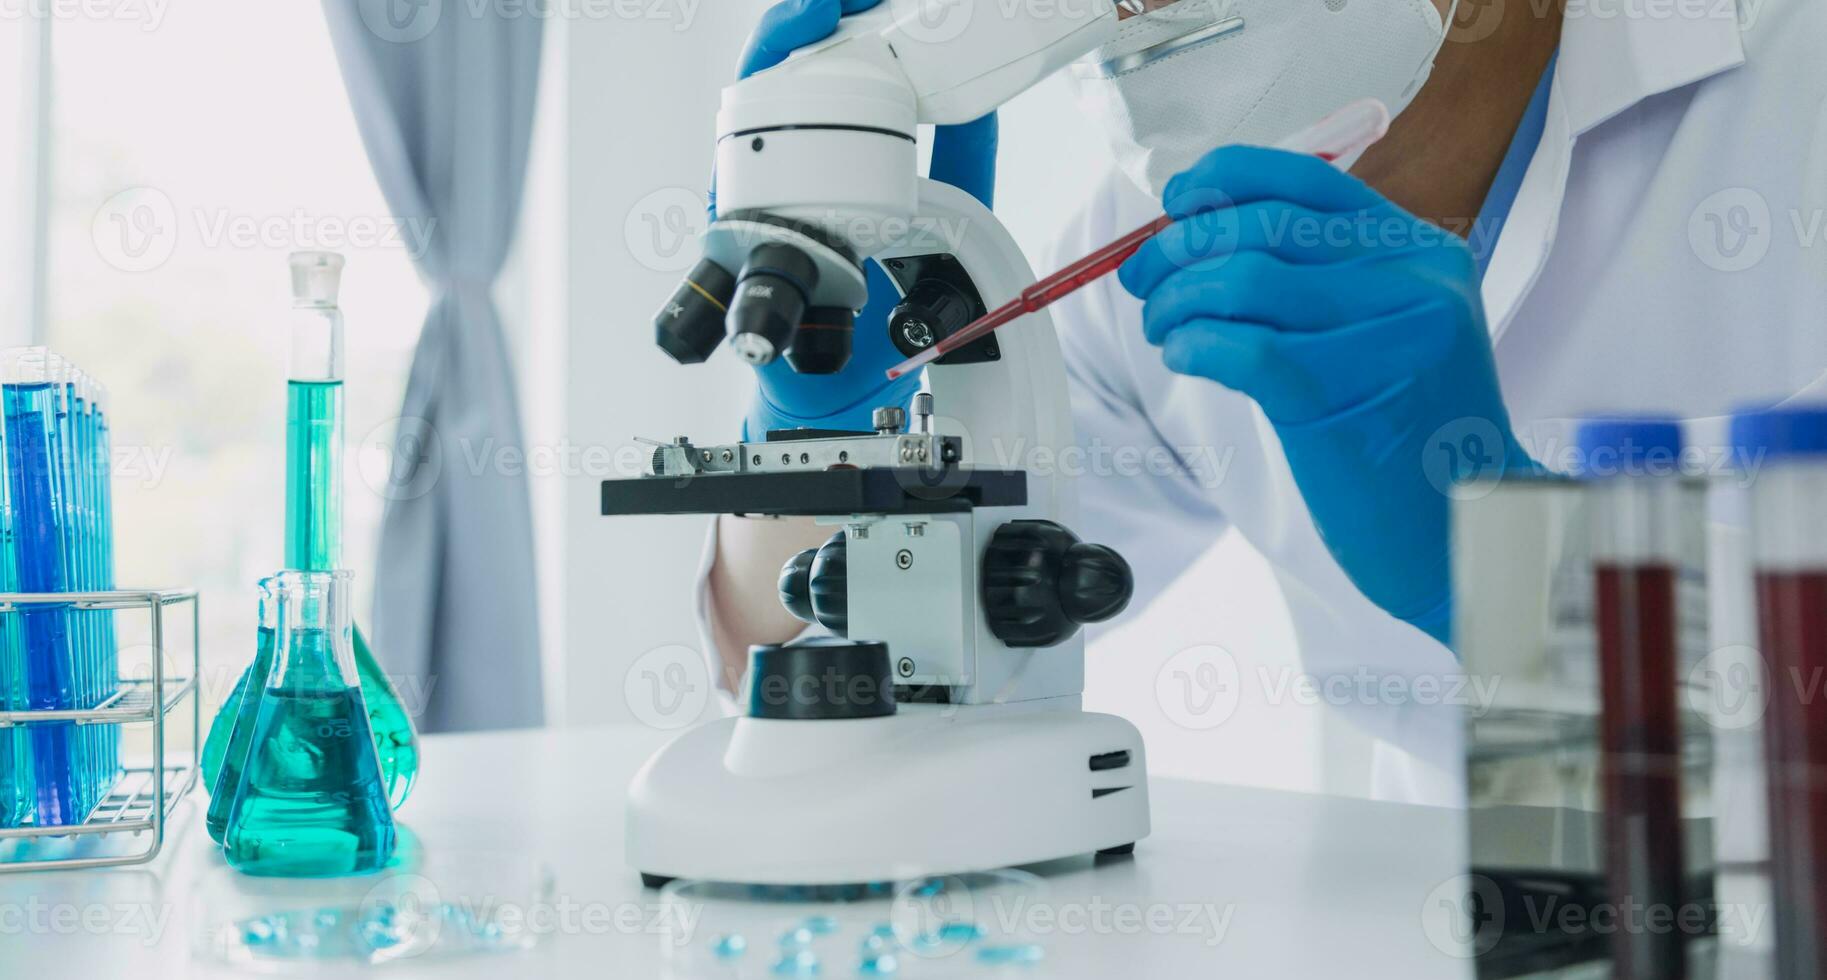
<box><xmin>321</xmin><ymin>0</ymin><xmax>545</xmax><ymax>731</ymax></box>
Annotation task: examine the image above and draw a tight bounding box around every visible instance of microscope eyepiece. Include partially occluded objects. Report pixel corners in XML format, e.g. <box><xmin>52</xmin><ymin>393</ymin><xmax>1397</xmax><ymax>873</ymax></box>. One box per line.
<box><xmin>728</xmin><ymin>243</ymin><xmax>819</xmax><ymax>366</ymax></box>
<box><xmin>654</xmin><ymin>258</ymin><xmax>737</xmax><ymax>365</ymax></box>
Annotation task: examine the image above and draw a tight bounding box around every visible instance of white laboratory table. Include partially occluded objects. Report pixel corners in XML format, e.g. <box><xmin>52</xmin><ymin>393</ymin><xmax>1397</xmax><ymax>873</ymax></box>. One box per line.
<box><xmin>1</xmin><ymin>725</ymin><xmax>1478</xmax><ymax>978</ymax></box>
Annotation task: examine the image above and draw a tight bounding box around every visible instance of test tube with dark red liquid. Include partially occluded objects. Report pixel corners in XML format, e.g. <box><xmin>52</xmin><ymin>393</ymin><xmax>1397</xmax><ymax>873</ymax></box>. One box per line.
<box><xmin>1579</xmin><ymin>418</ymin><xmax>1688</xmax><ymax>980</ymax></box>
<box><xmin>1734</xmin><ymin>404</ymin><xmax>1827</xmax><ymax>979</ymax></box>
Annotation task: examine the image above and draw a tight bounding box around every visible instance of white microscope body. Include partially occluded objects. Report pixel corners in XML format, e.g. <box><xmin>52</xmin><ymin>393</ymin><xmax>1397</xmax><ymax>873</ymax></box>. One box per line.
<box><xmin>610</xmin><ymin>0</ymin><xmax>1154</xmax><ymax>886</ymax></box>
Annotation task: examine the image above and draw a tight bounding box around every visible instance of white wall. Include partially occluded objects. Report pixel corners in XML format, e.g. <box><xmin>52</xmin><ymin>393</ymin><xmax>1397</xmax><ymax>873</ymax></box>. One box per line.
<box><xmin>545</xmin><ymin>7</ymin><xmax>1345</xmax><ymax>794</ymax></box>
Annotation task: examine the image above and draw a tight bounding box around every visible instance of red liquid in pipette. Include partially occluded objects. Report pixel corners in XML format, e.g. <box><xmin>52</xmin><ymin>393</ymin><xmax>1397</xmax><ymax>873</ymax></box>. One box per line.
<box><xmin>883</xmin><ymin>103</ymin><xmax>1387</xmax><ymax>381</ymax></box>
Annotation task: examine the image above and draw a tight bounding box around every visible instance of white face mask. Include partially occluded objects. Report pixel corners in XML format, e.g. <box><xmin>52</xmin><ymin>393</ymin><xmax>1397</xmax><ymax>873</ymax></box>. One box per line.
<box><xmin>1074</xmin><ymin>0</ymin><xmax>1452</xmax><ymax>198</ymax></box>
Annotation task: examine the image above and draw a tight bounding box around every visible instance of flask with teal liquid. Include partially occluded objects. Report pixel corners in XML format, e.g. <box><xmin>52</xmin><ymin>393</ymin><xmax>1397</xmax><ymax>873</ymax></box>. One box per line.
<box><xmin>203</xmin><ymin>252</ymin><xmax>419</xmax><ymax>816</ymax></box>
<box><xmin>221</xmin><ymin>569</ymin><xmax>395</xmax><ymax>877</ymax></box>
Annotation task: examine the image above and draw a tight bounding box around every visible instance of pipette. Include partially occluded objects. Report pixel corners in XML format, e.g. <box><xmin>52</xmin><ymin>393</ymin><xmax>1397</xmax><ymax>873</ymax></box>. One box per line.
<box><xmin>884</xmin><ymin>98</ymin><xmax>1393</xmax><ymax>381</ymax></box>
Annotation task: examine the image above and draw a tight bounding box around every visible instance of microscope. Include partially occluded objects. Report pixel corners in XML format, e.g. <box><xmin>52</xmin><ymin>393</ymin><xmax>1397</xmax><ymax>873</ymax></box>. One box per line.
<box><xmin>603</xmin><ymin>0</ymin><xmax>1156</xmax><ymax>887</ymax></box>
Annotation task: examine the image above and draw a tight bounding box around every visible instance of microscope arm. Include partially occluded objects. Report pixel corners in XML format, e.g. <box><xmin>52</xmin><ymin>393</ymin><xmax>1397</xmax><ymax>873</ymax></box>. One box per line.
<box><xmin>748</xmin><ymin>0</ymin><xmax>1129</xmax><ymax>126</ymax></box>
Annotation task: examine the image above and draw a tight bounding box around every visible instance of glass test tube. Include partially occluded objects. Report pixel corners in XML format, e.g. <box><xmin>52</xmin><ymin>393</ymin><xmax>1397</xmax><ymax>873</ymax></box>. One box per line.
<box><xmin>1580</xmin><ymin>417</ymin><xmax>1689</xmax><ymax>980</ymax></box>
<box><xmin>4</xmin><ymin>348</ymin><xmax>81</xmax><ymax>825</ymax></box>
<box><xmin>1734</xmin><ymin>405</ymin><xmax>1827</xmax><ymax>979</ymax></box>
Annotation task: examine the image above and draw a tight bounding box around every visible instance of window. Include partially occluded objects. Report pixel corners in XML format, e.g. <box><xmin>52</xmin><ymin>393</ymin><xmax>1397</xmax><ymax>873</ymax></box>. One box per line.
<box><xmin>37</xmin><ymin>2</ymin><xmax>425</xmax><ymax>741</ymax></box>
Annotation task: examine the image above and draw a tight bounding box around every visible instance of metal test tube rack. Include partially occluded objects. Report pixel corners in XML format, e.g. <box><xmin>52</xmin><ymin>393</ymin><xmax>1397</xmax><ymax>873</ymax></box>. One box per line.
<box><xmin>0</xmin><ymin>589</ymin><xmax>200</xmax><ymax>873</ymax></box>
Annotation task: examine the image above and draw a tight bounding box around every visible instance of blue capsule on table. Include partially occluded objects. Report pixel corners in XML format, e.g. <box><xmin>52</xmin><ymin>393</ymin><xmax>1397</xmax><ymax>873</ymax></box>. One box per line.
<box><xmin>935</xmin><ymin>921</ymin><xmax>985</xmax><ymax>944</ymax></box>
<box><xmin>780</xmin><ymin>925</ymin><xmax>817</xmax><ymax>947</ymax></box>
<box><xmin>858</xmin><ymin>952</ymin><xmax>899</xmax><ymax>975</ymax></box>
<box><xmin>359</xmin><ymin>905</ymin><xmax>407</xmax><ymax>951</ymax></box>
<box><xmin>801</xmin><ymin>915</ymin><xmax>839</xmax><ymax>936</ymax></box>
<box><xmin>711</xmin><ymin>933</ymin><xmax>749</xmax><ymax>959</ymax></box>
<box><xmin>976</xmin><ymin>944</ymin><xmax>1045</xmax><ymax>966</ymax></box>
<box><xmin>771</xmin><ymin>948</ymin><xmax>821</xmax><ymax>976</ymax></box>
<box><xmin>240</xmin><ymin>916</ymin><xmax>278</xmax><ymax>946</ymax></box>
<box><xmin>313</xmin><ymin>909</ymin><xmax>341</xmax><ymax>931</ymax></box>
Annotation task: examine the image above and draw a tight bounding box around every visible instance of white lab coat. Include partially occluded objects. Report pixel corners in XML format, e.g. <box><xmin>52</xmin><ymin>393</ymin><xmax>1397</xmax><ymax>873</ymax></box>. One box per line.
<box><xmin>1044</xmin><ymin>0</ymin><xmax>1827</xmax><ymax>803</ymax></box>
<box><xmin>698</xmin><ymin>0</ymin><xmax>1827</xmax><ymax>805</ymax></box>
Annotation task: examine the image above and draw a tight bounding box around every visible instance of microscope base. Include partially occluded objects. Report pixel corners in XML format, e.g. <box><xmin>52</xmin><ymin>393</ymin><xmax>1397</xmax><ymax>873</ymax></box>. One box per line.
<box><xmin>624</xmin><ymin>702</ymin><xmax>1150</xmax><ymax>886</ymax></box>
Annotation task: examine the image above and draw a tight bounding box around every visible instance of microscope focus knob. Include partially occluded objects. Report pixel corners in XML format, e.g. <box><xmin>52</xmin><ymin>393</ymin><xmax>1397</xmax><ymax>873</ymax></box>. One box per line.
<box><xmin>778</xmin><ymin>532</ymin><xmax>849</xmax><ymax>636</ymax></box>
<box><xmin>981</xmin><ymin>521</ymin><xmax>1134</xmax><ymax>648</ymax></box>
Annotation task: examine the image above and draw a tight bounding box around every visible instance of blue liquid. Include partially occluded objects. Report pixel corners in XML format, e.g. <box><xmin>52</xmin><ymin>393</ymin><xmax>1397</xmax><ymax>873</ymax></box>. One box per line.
<box><xmin>222</xmin><ymin>629</ymin><xmax>396</xmax><ymax>876</ymax></box>
<box><xmin>5</xmin><ymin>382</ymin><xmax>82</xmax><ymax>827</ymax></box>
<box><xmin>0</xmin><ymin>614</ymin><xmax>26</xmax><ymax>828</ymax></box>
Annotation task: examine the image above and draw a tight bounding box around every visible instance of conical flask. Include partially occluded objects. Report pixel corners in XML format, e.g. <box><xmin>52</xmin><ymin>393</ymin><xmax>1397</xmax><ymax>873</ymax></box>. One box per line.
<box><xmin>203</xmin><ymin>574</ymin><xmax>283</xmax><ymax>843</ymax></box>
<box><xmin>222</xmin><ymin>570</ymin><xmax>396</xmax><ymax>877</ymax></box>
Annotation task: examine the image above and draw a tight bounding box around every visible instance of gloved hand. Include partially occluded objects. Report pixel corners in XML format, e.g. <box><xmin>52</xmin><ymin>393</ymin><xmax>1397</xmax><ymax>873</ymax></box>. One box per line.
<box><xmin>721</xmin><ymin>0</ymin><xmax>998</xmax><ymax>439</ymax></box>
<box><xmin>1118</xmin><ymin>146</ymin><xmax>1541</xmax><ymax>646</ymax></box>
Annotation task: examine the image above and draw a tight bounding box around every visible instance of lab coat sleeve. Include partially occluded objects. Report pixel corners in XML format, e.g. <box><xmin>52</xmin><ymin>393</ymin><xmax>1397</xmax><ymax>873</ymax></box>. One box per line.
<box><xmin>1046</xmin><ymin>185</ymin><xmax>1232</xmax><ymax>621</ymax></box>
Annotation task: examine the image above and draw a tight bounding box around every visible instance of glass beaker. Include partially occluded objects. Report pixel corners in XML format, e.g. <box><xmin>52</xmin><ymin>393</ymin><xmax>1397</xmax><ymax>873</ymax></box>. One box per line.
<box><xmin>204</xmin><ymin>574</ymin><xmax>286</xmax><ymax>844</ymax></box>
<box><xmin>222</xmin><ymin>570</ymin><xmax>396</xmax><ymax>877</ymax></box>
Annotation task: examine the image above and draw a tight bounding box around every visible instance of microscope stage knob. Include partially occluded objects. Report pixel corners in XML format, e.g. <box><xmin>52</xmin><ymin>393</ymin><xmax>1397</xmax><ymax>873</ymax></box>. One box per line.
<box><xmin>981</xmin><ymin>520</ymin><xmax>1134</xmax><ymax>648</ymax></box>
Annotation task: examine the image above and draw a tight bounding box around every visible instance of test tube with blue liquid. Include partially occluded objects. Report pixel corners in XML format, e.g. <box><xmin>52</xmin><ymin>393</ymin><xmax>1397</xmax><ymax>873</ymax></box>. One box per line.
<box><xmin>4</xmin><ymin>348</ymin><xmax>81</xmax><ymax>825</ymax></box>
<box><xmin>0</xmin><ymin>413</ymin><xmax>27</xmax><ymax>828</ymax></box>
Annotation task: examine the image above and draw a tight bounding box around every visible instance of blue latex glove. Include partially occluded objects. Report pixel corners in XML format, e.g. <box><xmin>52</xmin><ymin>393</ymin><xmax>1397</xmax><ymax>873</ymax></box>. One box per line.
<box><xmin>722</xmin><ymin>0</ymin><xmax>998</xmax><ymax>438</ymax></box>
<box><xmin>1118</xmin><ymin>146</ymin><xmax>1540</xmax><ymax>645</ymax></box>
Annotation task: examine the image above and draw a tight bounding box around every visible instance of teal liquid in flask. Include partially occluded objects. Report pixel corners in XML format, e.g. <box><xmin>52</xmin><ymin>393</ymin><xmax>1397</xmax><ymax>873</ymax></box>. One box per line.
<box><xmin>222</xmin><ymin>569</ymin><xmax>395</xmax><ymax>877</ymax></box>
<box><xmin>203</xmin><ymin>251</ymin><xmax>418</xmax><ymax>810</ymax></box>
<box><xmin>204</xmin><ymin>575</ymin><xmax>282</xmax><ymax>844</ymax></box>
